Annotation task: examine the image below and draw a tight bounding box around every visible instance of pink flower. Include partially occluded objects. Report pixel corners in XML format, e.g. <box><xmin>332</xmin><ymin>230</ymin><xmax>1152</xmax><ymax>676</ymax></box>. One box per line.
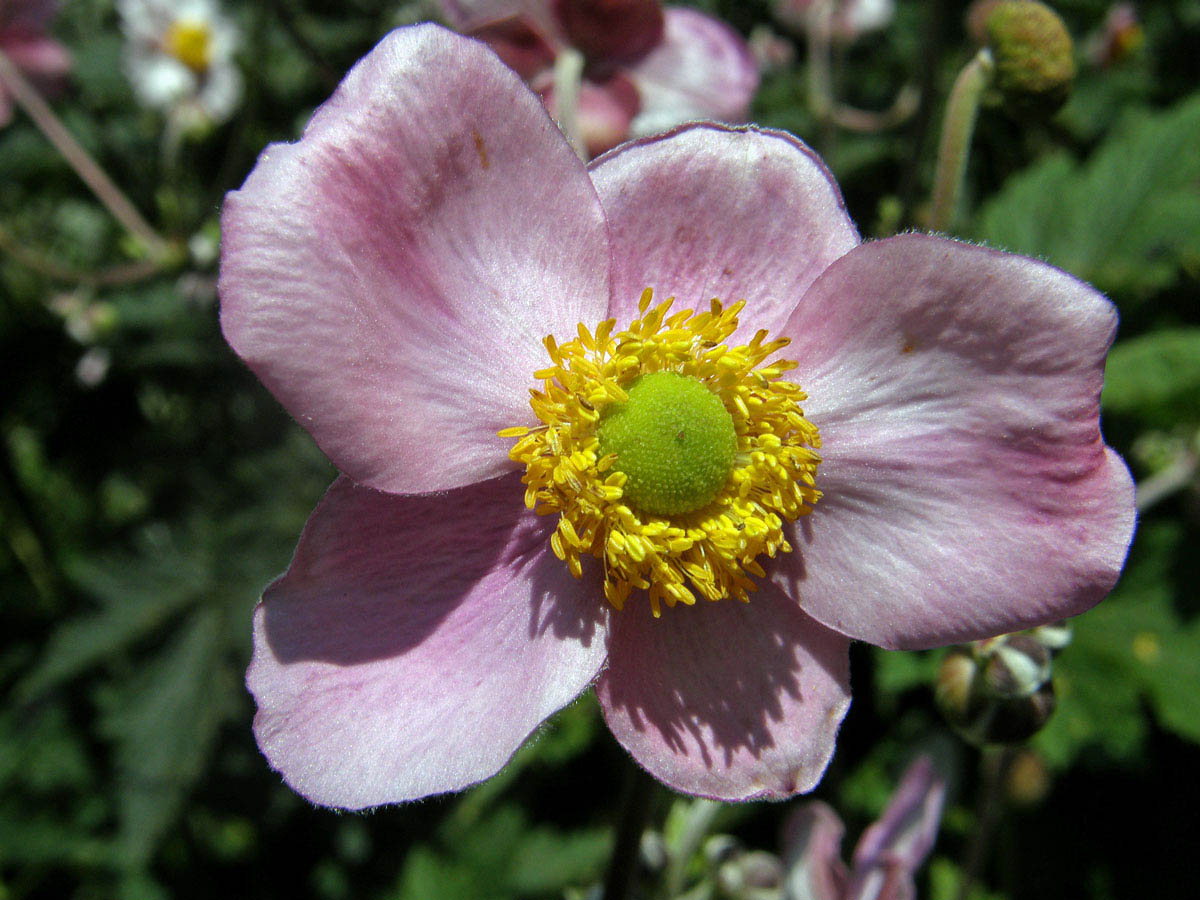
<box><xmin>219</xmin><ymin>25</ymin><xmax>1135</xmax><ymax>810</ymax></box>
<box><xmin>783</xmin><ymin>757</ymin><xmax>946</xmax><ymax>900</ymax></box>
<box><xmin>438</xmin><ymin>0</ymin><xmax>758</xmax><ymax>157</ymax></box>
<box><xmin>0</xmin><ymin>0</ymin><xmax>71</xmax><ymax>127</ymax></box>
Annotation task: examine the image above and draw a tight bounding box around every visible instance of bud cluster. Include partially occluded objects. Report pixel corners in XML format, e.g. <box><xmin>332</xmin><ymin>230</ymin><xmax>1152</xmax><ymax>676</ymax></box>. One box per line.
<box><xmin>936</xmin><ymin>622</ymin><xmax>1072</xmax><ymax>745</ymax></box>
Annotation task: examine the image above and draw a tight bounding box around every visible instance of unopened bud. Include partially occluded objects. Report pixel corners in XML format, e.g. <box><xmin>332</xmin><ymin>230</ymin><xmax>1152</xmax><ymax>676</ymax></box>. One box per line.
<box><xmin>984</xmin><ymin>1</ymin><xmax>1076</xmax><ymax>118</ymax></box>
<box><xmin>1031</xmin><ymin>619</ymin><xmax>1072</xmax><ymax>652</ymax></box>
<box><xmin>982</xmin><ymin>633</ymin><xmax>1052</xmax><ymax>698</ymax></box>
<box><xmin>703</xmin><ymin>834</ymin><xmax>741</xmax><ymax>868</ymax></box>
<box><xmin>936</xmin><ymin>630</ymin><xmax>1061</xmax><ymax>745</ymax></box>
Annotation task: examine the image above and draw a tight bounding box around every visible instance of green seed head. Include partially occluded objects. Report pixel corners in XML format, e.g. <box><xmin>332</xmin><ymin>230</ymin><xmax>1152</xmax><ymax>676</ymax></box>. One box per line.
<box><xmin>596</xmin><ymin>372</ymin><xmax>737</xmax><ymax>516</ymax></box>
<box><xmin>985</xmin><ymin>1</ymin><xmax>1076</xmax><ymax>118</ymax></box>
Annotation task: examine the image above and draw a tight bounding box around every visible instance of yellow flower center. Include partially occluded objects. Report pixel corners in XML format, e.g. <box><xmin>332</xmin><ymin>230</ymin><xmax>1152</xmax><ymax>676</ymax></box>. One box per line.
<box><xmin>165</xmin><ymin>20</ymin><xmax>213</xmax><ymax>75</ymax></box>
<box><xmin>500</xmin><ymin>289</ymin><xmax>821</xmax><ymax>617</ymax></box>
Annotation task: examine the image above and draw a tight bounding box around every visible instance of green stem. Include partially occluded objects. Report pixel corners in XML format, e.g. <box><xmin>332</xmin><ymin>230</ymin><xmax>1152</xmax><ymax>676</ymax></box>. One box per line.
<box><xmin>0</xmin><ymin>47</ymin><xmax>168</xmax><ymax>258</ymax></box>
<box><xmin>928</xmin><ymin>49</ymin><xmax>995</xmax><ymax>232</ymax></box>
<box><xmin>602</xmin><ymin>760</ymin><xmax>656</xmax><ymax>900</ymax></box>
<box><xmin>553</xmin><ymin>46</ymin><xmax>586</xmax><ymax>160</ymax></box>
<box><xmin>954</xmin><ymin>745</ymin><xmax>1013</xmax><ymax>900</ymax></box>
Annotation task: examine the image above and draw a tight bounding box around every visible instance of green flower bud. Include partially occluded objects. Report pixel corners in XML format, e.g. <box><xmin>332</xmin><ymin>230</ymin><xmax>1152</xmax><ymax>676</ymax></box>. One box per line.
<box><xmin>985</xmin><ymin>1</ymin><xmax>1076</xmax><ymax>118</ymax></box>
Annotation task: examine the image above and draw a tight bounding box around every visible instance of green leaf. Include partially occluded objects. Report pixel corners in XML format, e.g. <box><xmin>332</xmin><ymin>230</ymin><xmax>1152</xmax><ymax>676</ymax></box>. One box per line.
<box><xmin>96</xmin><ymin>608</ymin><xmax>233</xmax><ymax>869</ymax></box>
<box><xmin>17</xmin><ymin>542</ymin><xmax>210</xmax><ymax>700</ymax></box>
<box><xmin>976</xmin><ymin>93</ymin><xmax>1200</xmax><ymax>296</ymax></box>
<box><xmin>1036</xmin><ymin>520</ymin><xmax>1200</xmax><ymax>766</ymax></box>
<box><xmin>1101</xmin><ymin>328</ymin><xmax>1200</xmax><ymax>426</ymax></box>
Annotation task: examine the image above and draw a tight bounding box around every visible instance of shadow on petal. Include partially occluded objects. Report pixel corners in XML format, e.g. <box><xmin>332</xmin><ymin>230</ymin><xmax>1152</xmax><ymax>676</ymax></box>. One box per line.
<box><xmin>597</xmin><ymin>585</ymin><xmax>851</xmax><ymax>799</ymax></box>
<box><xmin>261</xmin><ymin>474</ymin><xmax>532</xmax><ymax>666</ymax></box>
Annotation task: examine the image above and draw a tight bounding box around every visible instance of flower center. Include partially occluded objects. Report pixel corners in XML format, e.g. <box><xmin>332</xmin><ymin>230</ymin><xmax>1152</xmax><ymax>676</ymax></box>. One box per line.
<box><xmin>500</xmin><ymin>289</ymin><xmax>821</xmax><ymax>617</ymax></box>
<box><xmin>595</xmin><ymin>371</ymin><xmax>737</xmax><ymax>516</ymax></box>
<box><xmin>166</xmin><ymin>20</ymin><xmax>213</xmax><ymax>75</ymax></box>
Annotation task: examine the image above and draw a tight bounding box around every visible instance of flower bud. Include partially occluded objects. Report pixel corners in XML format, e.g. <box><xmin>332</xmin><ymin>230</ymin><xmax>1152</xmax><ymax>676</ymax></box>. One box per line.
<box><xmin>1030</xmin><ymin>619</ymin><xmax>1072</xmax><ymax>652</ymax></box>
<box><xmin>936</xmin><ymin>631</ymin><xmax>1061</xmax><ymax>745</ymax></box>
<box><xmin>981</xmin><ymin>633</ymin><xmax>1052</xmax><ymax>698</ymax></box>
<box><xmin>984</xmin><ymin>1</ymin><xmax>1076</xmax><ymax>118</ymax></box>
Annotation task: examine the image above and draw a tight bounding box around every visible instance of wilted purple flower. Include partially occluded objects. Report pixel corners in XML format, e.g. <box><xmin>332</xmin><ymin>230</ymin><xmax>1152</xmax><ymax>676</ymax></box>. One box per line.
<box><xmin>783</xmin><ymin>757</ymin><xmax>946</xmax><ymax>900</ymax></box>
<box><xmin>0</xmin><ymin>0</ymin><xmax>71</xmax><ymax>126</ymax></box>
<box><xmin>438</xmin><ymin>0</ymin><xmax>758</xmax><ymax>156</ymax></box>
<box><xmin>219</xmin><ymin>25</ymin><xmax>1134</xmax><ymax>810</ymax></box>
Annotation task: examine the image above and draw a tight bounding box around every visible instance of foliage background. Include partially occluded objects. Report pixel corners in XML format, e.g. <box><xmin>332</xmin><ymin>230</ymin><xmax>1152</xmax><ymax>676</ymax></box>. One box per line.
<box><xmin>2</xmin><ymin>1</ymin><xmax>1198</xmax><ymax>898</ymax></box>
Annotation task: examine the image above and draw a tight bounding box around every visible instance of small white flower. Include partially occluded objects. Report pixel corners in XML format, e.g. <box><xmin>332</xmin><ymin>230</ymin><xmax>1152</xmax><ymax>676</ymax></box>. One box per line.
<box><xmin>118</xmin><ymin>0</ymin><xmax>242</xmax><ymax>128</ymax></box>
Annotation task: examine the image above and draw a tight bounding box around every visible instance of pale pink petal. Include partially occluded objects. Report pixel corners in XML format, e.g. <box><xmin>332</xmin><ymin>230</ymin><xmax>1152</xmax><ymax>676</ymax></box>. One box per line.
<box><xmin>220</xmin><ymin>24</ymin><xmax>610</xmax><ymax>495</ymax></box>
<box><xmin>772</xmin><ymin>234</ymin><xmax>1136</xmax><ymax>649</ymax></box>
<box><xmin>541</xmin><ymin>71</ymin><xmax>639</xmax><ymax>157</ymax></box>
<box><xmin>249</xmin><ymin>473</ymin><xmax>608</xmax><ymax>810</ymax></box>
<box><xmin>3</xmin><ymin>35</ymin><xmax>72</xmax><ymax>80</ymax></box>
<box><xmin>626</xmin><ymin>8</ymin><xmax>758</xmax><ymax>136</ymax></box>
<box><xmin>596</xmin><ymin>585</ymin><xmax>851</xmax><ymax>800</ymax></box>
<box><xmin>589</xmin><ymin>124</ymin><xmax>858</xmax><ymax>337</ymax></box>
<box><xmin>470</xmin><ymin>15</ymin><xmax>557</xmax><ymax>78</ymax></box>
<box><xmin>782</xmin><ymin>801</ymin><xmax>850</xmax><ymax>900</ymax></box>
<box><xmin>846</xmin><ymin>756</ymin><xmax>945</xmax><ymax>900</ymax></box>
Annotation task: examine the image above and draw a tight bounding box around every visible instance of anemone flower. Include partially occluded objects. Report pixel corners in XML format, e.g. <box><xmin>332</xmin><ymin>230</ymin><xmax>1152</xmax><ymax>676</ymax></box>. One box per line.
<box><xmin>438</xmin><ymin>0</ymin><xmax>758</xmax><ymax>157</ymax></box>
<box><xmin>219</xmin><ymin>24</ymin><xmax>1135</xmax><ymax>810</ymax></box>
<box><xmin>783</xmin><ymin>756</ymin><xmax>946</xmax><ymax>900</ymax></box>
<box><xmin>0</xmin><ymin>0</ymin><xmax>71</xmax><ymax>127</ymax></box>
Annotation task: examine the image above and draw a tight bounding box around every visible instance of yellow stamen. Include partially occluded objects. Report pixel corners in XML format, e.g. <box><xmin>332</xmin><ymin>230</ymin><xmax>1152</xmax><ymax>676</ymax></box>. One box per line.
<box><xmin>165</xmin><ymin>20</ymin><xmax>214</xmax><ymax>75</ymax></box>
<box><xmin>502</xmin><ymin>289</ymin><xmax>821</xmax><ymax>617</ymax></box>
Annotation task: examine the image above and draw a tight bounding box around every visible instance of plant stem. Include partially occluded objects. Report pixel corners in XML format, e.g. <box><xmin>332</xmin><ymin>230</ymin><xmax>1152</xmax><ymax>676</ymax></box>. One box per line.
<box><xmin>955</xmin><ymin>745</ymin><xmax>1013</xmax><ymax>900</ymax></box>
<box><xmin>0</xmin><ymin>47</ymin><xmax>168</xmax><ymax>258</ymax></box>
<box><xmin>603</xmin><ymin>759</ymin><xmax>656</xmax><ymax>900</ymax></box>
<box><xmin>553</xmin><ymin>46</ymin><xmax>586</xmax><ymax>160</ymax></box>
<box><xmin>927</xmin><ymin>49</ymin><xmax>995</xmax><ymax>233</ymax></box>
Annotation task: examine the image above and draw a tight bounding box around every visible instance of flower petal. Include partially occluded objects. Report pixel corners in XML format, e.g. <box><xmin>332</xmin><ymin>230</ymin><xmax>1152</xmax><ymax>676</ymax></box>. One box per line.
<box><xmin>589</xmin><ymin>124</ymin><xmax>858</xmax><ymax>338</ymax></box>
<box><xmin>220</xmin><ymin>24</ymin><xmax>610</xmax><ymax>495</ymax></box>
<box><xmin>773</xmin><ymin>234</ymin><xmax>1136</xmax><ymax>649</ymax></box>
<box><xmin>846</xmin><ymin>756</ymin><xmax>945</xmax><ymax>900</ymax></box>
<box><xmin>248</xmin><ymin>473</ymin><xmax>608</xmax><ymax>809</ymax></box>
<box><xmin>595</xmin><ymin>585</ymin><xmax>851</xmax><ymax>800</ymax></box>
<box><xmin>782</xmin><ymin>801</ymin><xmax>850</xmax><ymax>900</ymax></box>
<box><xmin>626</xmin><ymin>8</ymin><xmax>758</xmax><ymax>136</ymax></box>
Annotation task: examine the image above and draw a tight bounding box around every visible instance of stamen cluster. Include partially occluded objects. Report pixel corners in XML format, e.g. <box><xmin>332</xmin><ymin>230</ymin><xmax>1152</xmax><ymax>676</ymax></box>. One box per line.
<box><xmin>501</xmin><ymin>289</ymin><xmax>821</xmax><ymax>616</ymax></box>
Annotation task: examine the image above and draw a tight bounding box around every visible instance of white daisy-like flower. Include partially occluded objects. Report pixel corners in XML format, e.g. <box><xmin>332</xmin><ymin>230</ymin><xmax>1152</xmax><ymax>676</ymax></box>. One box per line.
<box><xmin>118</xmin><ymin>0</ymin><xmax>242</xmax><ymax>128</ymax></box>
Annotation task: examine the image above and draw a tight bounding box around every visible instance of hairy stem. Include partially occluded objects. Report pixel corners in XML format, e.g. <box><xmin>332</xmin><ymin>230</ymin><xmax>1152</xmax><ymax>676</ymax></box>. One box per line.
<box><xmin>928</xmin><ymin>49</ymin><xmax>995</xmax><ymax>232</ymax></box>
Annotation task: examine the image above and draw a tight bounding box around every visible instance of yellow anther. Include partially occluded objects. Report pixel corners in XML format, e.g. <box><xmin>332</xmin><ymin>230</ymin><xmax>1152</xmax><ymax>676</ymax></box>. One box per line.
<box><xmin>499</xmin><ymin>289</ymin><xmax>821</xmax><ymax>616</ymax></box>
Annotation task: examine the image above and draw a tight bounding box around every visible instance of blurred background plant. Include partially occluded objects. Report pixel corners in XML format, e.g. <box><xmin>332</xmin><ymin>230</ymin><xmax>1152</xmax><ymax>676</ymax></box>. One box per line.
<box><xmin>1</xmin><ymin>1</ymin><xmax>1198</xmax><ymax>899</ymax></box>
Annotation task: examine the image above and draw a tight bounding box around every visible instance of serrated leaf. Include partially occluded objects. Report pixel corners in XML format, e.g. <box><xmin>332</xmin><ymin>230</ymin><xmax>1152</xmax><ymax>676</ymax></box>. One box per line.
<box><xmin>97</xmin><ymin>608</ymin><xmax>232</xmax><ymax>869</ymax></box>
<box><xmin>977</xmin><ymin>94</ymin><xmax>1200</xmax><ymax>296</ymax></box>
<box><xmin>1036</xmin><ymin>520</ymin><xmax>1200</xmax><ymax>766</ymax></box>
<box><xmin>17</xmin><ymin>545</ymin><xmax>210</xmax><ymax>699</ymax></box>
